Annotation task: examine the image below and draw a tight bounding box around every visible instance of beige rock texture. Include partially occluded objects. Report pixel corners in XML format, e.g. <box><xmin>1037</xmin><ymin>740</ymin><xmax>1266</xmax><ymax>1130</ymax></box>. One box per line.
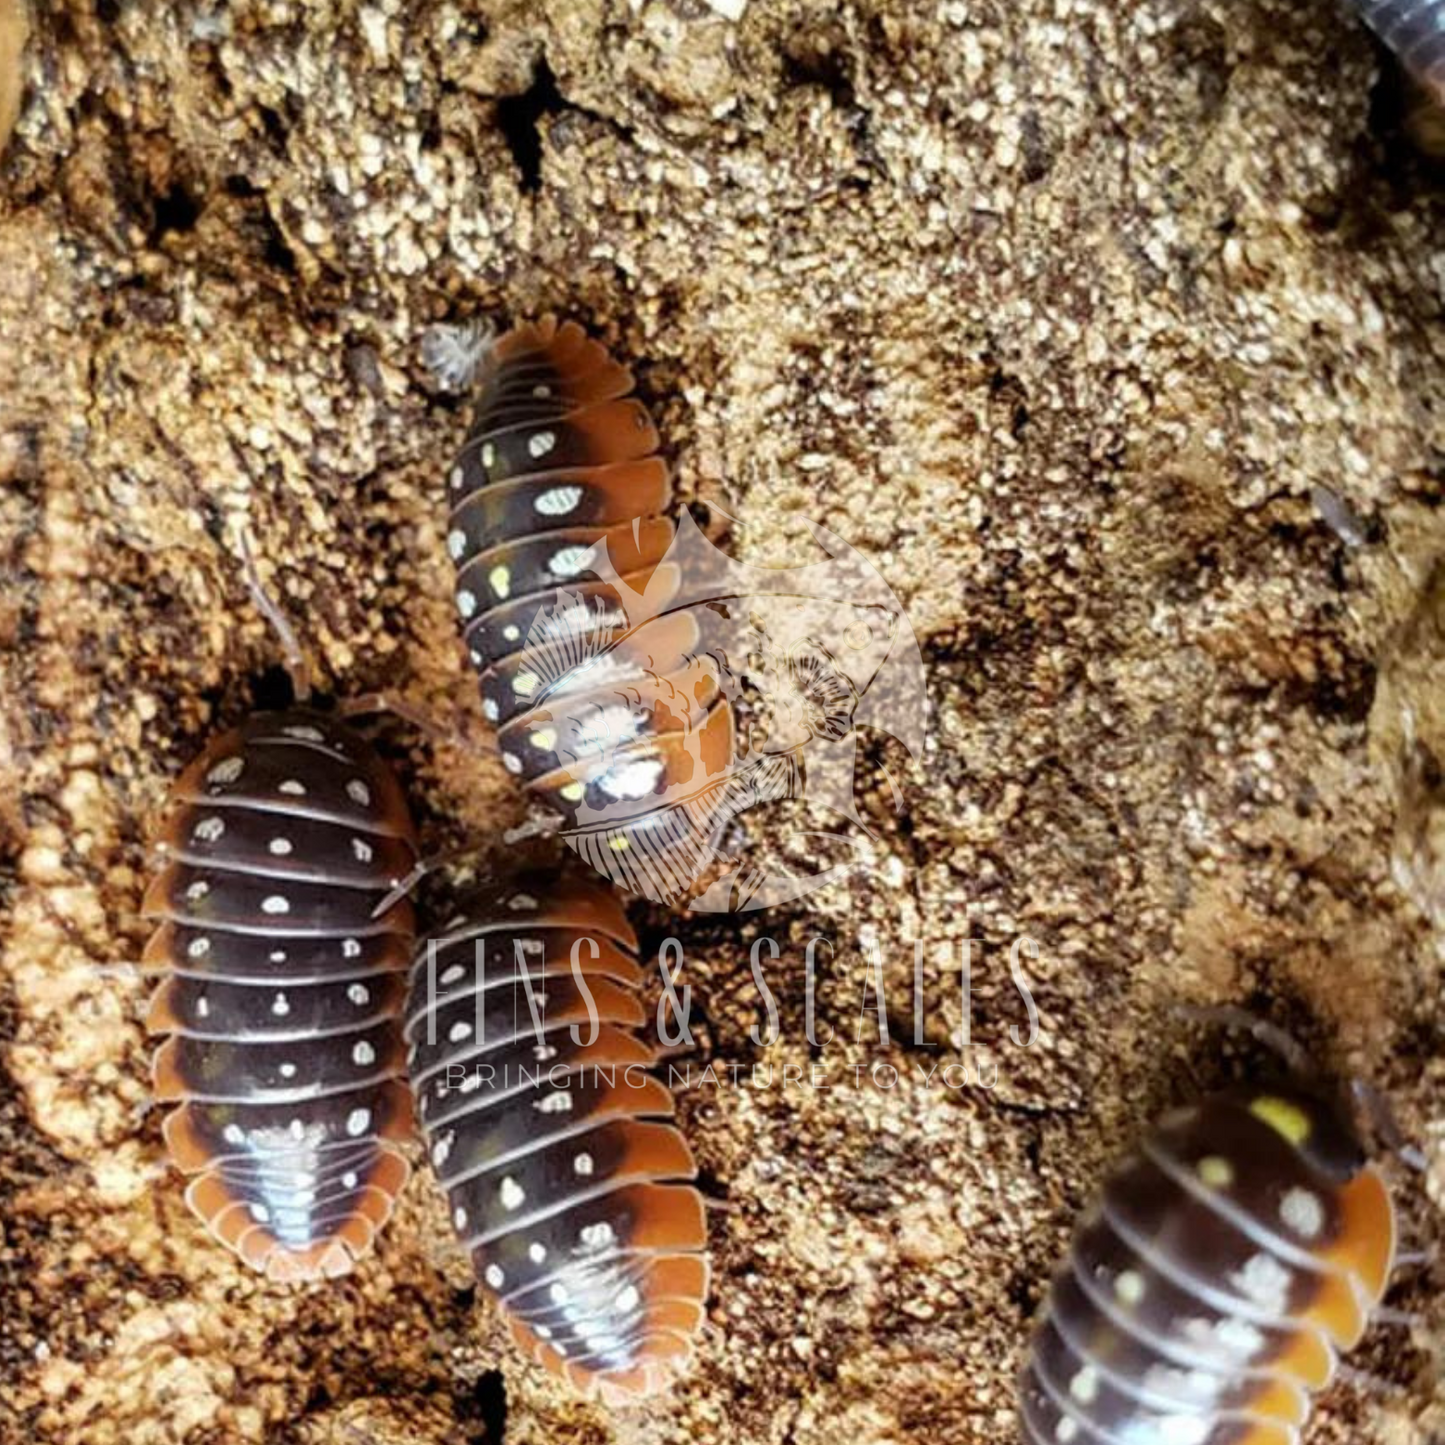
<box><xmin>1</xmin><ymin>0</ymin><xmax>1444</xmax><ymax>1442</ymax></box>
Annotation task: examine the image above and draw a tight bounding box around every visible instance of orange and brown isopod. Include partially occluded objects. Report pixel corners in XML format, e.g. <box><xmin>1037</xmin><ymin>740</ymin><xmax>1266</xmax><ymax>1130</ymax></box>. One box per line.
<box><xmin>144</xmin><ymin>706</ymin><xmax>419</xmax><ymax>1283</ymax></box>
<box><xmin>404</xmin><ymin>870</ymin><xmax>710</xmax><ymax>1399</ymax></box>
<box><xmin>436</xmin><ymin>317</ymin><xmax>738</xmax><ymax>904</ymax></box>
<box><xmin>1019</xmin><ymin>1081</ymin><xmax>1398</xmax><ymax>1445</ymax></box>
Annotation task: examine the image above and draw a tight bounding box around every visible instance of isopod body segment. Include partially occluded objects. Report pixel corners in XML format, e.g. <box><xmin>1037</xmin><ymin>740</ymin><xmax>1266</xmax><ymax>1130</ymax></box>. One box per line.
<box><xmin>1019</xmin><ymin>1083</ymin><xmax>1397</xmax><ymax>1445</ymax></box>
<box><xmin>404</xmin><ymin>872</ymin><xmax>710</xmax><ymax>1399</ymax></box>
<box><xmin>144</xmin><ymin>709</ymin><xmax>419</xmax><ymax>1282</ymax></box>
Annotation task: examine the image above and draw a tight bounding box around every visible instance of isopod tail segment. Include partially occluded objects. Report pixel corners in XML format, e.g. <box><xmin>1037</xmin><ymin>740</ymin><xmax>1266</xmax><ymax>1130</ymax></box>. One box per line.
<box><xmin>404</xmin><ymin>870</ymin><xmax>711</xmax><ymax>1402</ymax></box>
<box><xmin>142</xmin><ymin>537</ymin><xmax>422</xmax><ymax>1283</ymax></box>
<box><xmin>440</xmin><ymin>316</ymin><xmax>741</xmax><ymax>906</ymax></box>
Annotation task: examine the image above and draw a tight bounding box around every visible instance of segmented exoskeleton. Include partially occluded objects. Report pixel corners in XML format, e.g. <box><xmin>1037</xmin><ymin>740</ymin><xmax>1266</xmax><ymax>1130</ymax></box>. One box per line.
<box><xmin>1349</xmin><ymin>1</ymin><xmax>1445</xmax><ymax>100</ymax></box>
<box><xmin>1019</xmin><ymin>1082</ymin><xmax>1398</xmax><ymax>1445</ymax></box>
<box><xmin>439</xmin><ymin>318</ymin><xmax>737</xmax><ymax>904</ymax></box>
<box><xmin>145</xmin><ymin>710</ymin><xmax>418</xmax><ymax>1281</ymax></box>
<box><xmin>143</xmin><ymin>538</ymin><xmax>421</xmax><ymax>1283</ymax></box>
<box><xmin>405</xmin><ymin>870</ymin><xmax>710</xmax><ymax>1398</ymax></box>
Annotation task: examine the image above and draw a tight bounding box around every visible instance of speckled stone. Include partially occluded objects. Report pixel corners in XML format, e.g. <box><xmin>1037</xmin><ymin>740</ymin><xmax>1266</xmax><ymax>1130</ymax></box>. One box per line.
<box><xmin>0</xmin><ymin>2</ymin><xmax>1442</xmax><ymax>1443</ymax></box>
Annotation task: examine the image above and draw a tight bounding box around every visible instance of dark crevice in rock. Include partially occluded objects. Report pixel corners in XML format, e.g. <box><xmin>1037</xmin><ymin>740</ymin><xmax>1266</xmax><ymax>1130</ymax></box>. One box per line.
<box><xmin>455</xmin><ymin>1368</ymin><xmax>507</xmax><ymax>1443</ymax></box>
<box><xmin>496</xmin><ymin>58</ymin><xmax>564</xmax><ymax>192</ymax></box>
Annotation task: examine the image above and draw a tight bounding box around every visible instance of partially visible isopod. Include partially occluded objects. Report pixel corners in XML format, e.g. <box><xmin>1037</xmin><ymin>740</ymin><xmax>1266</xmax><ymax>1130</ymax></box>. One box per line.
<box><xmin>405</xmin><ymin>871</ymin><xmax>710</xmax><ymax>1399</ymax></box>
<box><xmin>1019</xmin><ymin>1080</ymin><xmax>1398</xmax><ymax>1445</ymax></box>
<box><xmin>1350</xmin><ymin>1</ymin><xmax>1445</xmax><ymax>102</ymax></box>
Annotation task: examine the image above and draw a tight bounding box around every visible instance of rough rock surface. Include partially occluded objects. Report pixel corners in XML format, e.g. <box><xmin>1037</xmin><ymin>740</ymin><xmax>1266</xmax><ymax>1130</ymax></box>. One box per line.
<box><xmin>1</xmin><ymin>1</ymin><xmax>1443</xmax><ymax>1442</ymax></box>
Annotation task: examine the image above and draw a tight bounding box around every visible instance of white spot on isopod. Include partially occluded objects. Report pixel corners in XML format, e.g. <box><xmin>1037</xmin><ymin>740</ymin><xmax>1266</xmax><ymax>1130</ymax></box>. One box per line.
<box><xmin>278</xmin><ymin>779</ymin><xmax>307</xmax><ymax>796</ymax></box>
<box><xmin>484</xmin><ymin>1263</ymin><xmax>504</xmax><ymax>1288</ymax></box>
<box><xmin>1280</xmin><ymin>1187</ymin><xmax>1325</xmax><ymax>1239</ymax></box>
<box><xmin>534</xmin><ymin>485</ymin><xmax>583</xmax><ymax>517</ymax></box>
<box><xmin>548</xmin><ymin>545</ymin><xmax>594</xmax><ymax>578</ymax></box>
<box><xmin>457</xmin><ymin>589</ymin><xmax>477</xmax><ymax>619</ymax></box>
<box><xmin>499</xmin><ymin>1177</ymin><xmax>525</xmax><ymax>1210</ymax></box>
<box><xmin>268</xmin><ymin>838</ymin><xmax>293</xmax><ymax>856</ymax></box>
<box><xmin>353</xmin><ymin>1041</ymin><xmax>376</xmax><ymax>1066</ymax></box>
<box><xmin>206</xmin><ymin>757</ymin><xmax>244</xmax><ymax>785</ymax></box>
<box><xmin>346</xmin><ymin>1108</ymin><xmax>370</xmax><ymax>1136</ymax></box>
<box><xmin>447</xmin><ymin>529</ymin><xmax>467</xmax><ymax>560</ymax></box>
<box><xmin>352</xmin><ymin>838</ymin><xmax>373</xmax><ymax>863</ymax></box>
<box><xmin>348</xmin><ymin>983</ymin><xmax>370</xmax><ymax>1006</ymax></box>
<box><xmin>579</xmin><ymin>1221</ymin><xmax>615</xmax><ymax>1250</ymax></box>
<box><xmin>188</xmin><ymin>937</ymin><xmax>211</xmax><ymax>959</ymax></box>
<box><xmin>272</xmin><ymin>992</ymin><xmax>290</xmax><ymax>1015</ymax></box>
<box><xmin>346</xmin><ymin>780</ymin><xmax>371</xmax><ymax>806</ymax></box>
<box><xmin>261</xmin><ymin>895</ymin><xmax>291</xmax><ymax>915</ymax></box>
<box><xmin>193</xmin><ymin>817</ymin><xmax>225</xmax><ymax>843</ymax></box>
<box><xmin>528</xmin><ymin>430</ymin><xmax>556</xmax><ymax>459</ymax></box>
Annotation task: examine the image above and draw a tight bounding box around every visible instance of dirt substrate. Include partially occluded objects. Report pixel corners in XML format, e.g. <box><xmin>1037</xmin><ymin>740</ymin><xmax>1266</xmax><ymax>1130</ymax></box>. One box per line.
<box><xmin>1</xmin><ymin>2</ymin><xmax>1443</xmax><ymax>1443</ymax></box>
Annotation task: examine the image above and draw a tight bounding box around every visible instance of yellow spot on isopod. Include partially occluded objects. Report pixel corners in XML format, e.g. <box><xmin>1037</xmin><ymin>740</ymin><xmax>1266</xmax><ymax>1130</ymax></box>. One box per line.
<box><xmin>488</xmin><ymin>565</ymin><xmax>511</xmax><ymax>599</ymax></box>
<box><xmin>1250</xmin><ymin>1096</ymin><xmax>1312</xmax><ymax>1147</ymax></box>
<box><xmin>560</xmin><ymin>782</ymin><xmax>585</xmax><ymax>802</ymax></box>
<box><xmin>1197</xmin><ymin>1155</ymin><xmax>1234</xmax><ymax>1189</ymax></box>
<box><xmin>609</xmin><ymin>835</ymin><xmax>631</xmax><ymax>852</ymax></box>
<box><xmin>530</xmin><ymin>728</ymin><xmax>557</xmax><ymax>751</ymax></box>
